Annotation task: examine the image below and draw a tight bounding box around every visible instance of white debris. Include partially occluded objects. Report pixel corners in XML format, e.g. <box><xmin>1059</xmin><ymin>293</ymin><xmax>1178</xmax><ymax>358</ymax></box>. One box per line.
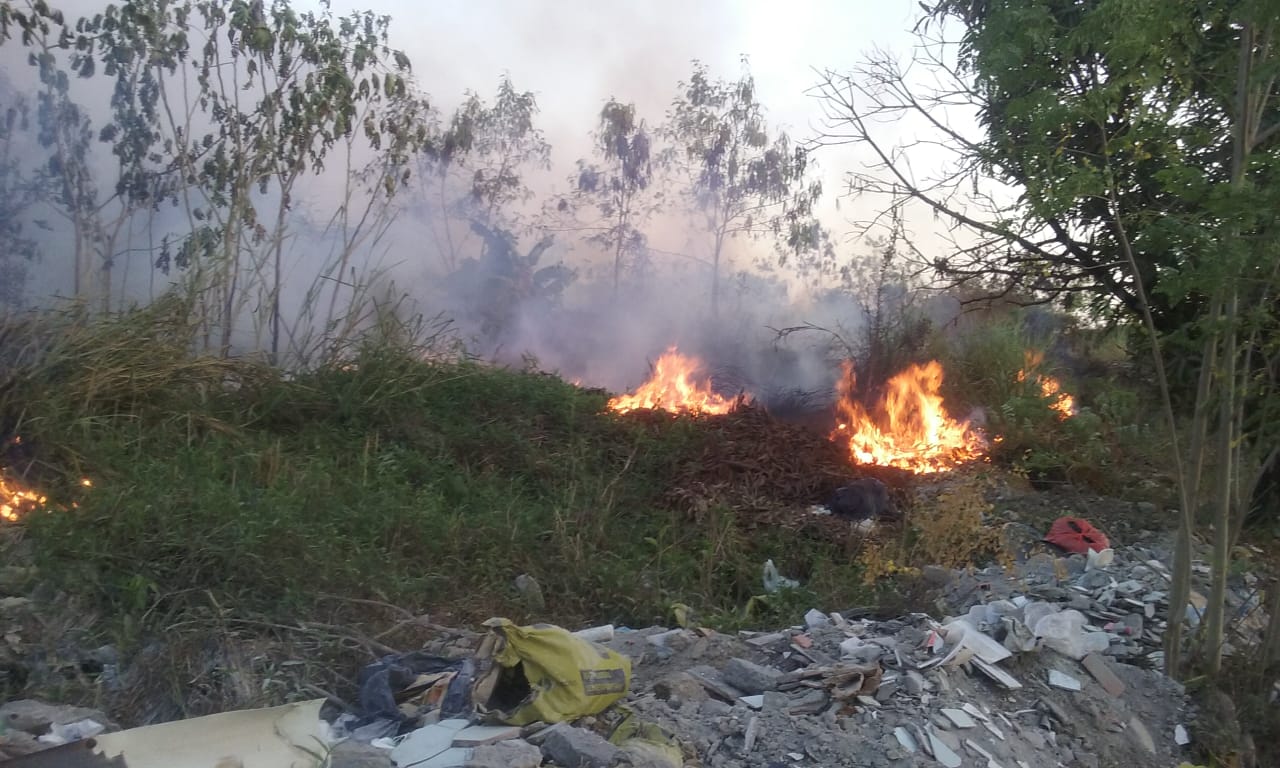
<box><xmin>1048</xmin><ymin>670</ymin><xmax>1083</xmax><ymax>691</ymax></box>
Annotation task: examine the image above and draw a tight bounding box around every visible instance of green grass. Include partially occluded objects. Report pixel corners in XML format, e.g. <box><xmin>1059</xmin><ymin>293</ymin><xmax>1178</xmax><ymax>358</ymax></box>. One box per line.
<box><xmin>930</xmin><ymin>319</ymin><xmax>1175</xmax><ymax>498</ymax></box>
<box><xmin>1</xmin><ymin>301</ymin><xmax>872</xmax><ymax>643</ymax></box>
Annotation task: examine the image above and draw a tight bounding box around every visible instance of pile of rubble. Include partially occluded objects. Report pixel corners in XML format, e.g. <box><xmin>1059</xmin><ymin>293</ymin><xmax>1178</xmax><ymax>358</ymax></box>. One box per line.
<box><xmin>6</xmin><ymin>522</ymin><xmax>1266</xmax><ymax>768</ymax></box>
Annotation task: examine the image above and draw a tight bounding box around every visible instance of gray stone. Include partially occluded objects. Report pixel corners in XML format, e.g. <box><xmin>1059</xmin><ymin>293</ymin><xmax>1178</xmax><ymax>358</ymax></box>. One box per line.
<box><xmin>1127</xmin><ymin>716</ymin><xmax>1157</xmax><ymax>755</ymax></box>
<box><xmin>1068</xmin><ymin>594</ymin><xmax>1094</xmax><ymax>611</ymax></box>
<box><xmin>699</xmin><ymin>699</ymin><xmax>732</xmax><ymax>718</ymax></box>
<box><xmin>903</xmin><ymin>670</ymin><xmax>927</xmax><ymax>696</ymax></box>
<box><xmin>0</xmin><ymin>700</ymin><xmax>116</xmax><ymax>734</ymax></box>
<box><xmin>721</xmin><ymin>658</ymin><xmax>782</xmax><ymax>695</ymax></box>
<box><xmin>542</xmin><ymin>725</ymin><xmax>619</xmax><ymax>768</ymax></box>
<box><xmin>330</xmin><ymin>740</ymin><xmax>395</xmax><ymax>768</ymax></box>
<box><xmin>922</xmin><ymin>565</ymin><xmax>952</xmax><ymax>585</ymax></box>
<box><xmin>652</xmin><ymin>672</ymin><xmax>707</xmax><ymax>704</ymax></box>
<box><xmin>513</xmin><ymin>574</ymin><xmax>545</xmax><ymax>612</ymax></box>
<box><xmin>762</xmin><ymin>691</ymin><xmax>789</xmax><ymax>711</ymax></box>
<box><xmin>1077</xmin><ymin>571</ymin><xmax>1112</xmax><ymax>590</ymax></box>
<box><xmin>467</xmin><ymin>739</ymin><xmax>542</xmax><ymax>768</ymax></box>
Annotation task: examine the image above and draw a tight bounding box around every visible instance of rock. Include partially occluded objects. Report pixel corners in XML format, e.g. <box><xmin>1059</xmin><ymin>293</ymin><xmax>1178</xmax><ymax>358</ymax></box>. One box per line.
<box><xmin>513</xmin><ymin>574</ymin><xmax>545</xmax><ymax>612</ymax></box>
<box><xmin>1068</xmin><ymin>594</ymin><xmax>1093</xmax><ymax>611</ymax></box>
<box><xmin>699</xmin><ymin>699</ymin><xmax>732</xmax><ymax>718</ymax></box>
<box><xmin>329</xmin><ymin>740</ymin><xmax>395</xmax><ymax>768</ymax></box>
<box><xmin>827</xmin><ymin>478</ymin><xmax>892</xmax><ymax>520</ymax></box>
<box><xmin>903</xmin><ymin>670</ymin><xmax>927</xmax><ymax>696</ymax></box>
<box><xmin>541</xmin><ymin>725</ymin><xmax>618</xmax><ymax>768</ymax></box>
<box><xmin>721</xmin><ymin>658</ymin><xmax>782</xmax><ymax>695</ymax></box>
<box><xmin>0</xmin><ymin>700</ymin><xmax>116</xmax><ymax>734</ymax></box>
<box><xmin>922</xmin><ymin>565</ymin><xmax>952</xmax><ymax>585</ymax></box>
<box><xmin>761</xmin><ymin>691</ymin><xmax>789</xmax><ymax>711</ymax></box>
<box><xmin>1127</xmin><ymin>716</ymin><xmax>1157</xmax><ymax>755</ymax></box>
<box><xmin>467</xmin><ymin>739</ymin><xmax>542</xmax><ymax>768</ymax></box>
<box><xmin>1077</xmin><ymin>571</ymin><xmax>1112</xmax><ymax>590</ymax></box>
<box><xmin>1081</xmin><ymin>654</ymin><xmax>1126</xmax><ymax>697</ymax></box>
<box><xmin>652</xmin><ymin>672</ymin><xmax>706</xmax><ymax>704</ymax></box>
<box><xmin>0</xmin><ymin>729</ymin><xmax>42</xmax><ymax>760</ymax></box>
<box><xmin>0</xmin><ymin>596</ymin><xmax>31</xmax><ymax>613</ymax></box>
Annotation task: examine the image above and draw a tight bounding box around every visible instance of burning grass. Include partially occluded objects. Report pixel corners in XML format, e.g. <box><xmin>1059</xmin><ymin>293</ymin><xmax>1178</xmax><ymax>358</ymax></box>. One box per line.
<box><xmin>607</xmin><ymin>347</ymin><xmax>742</xmax><ymax>415</ymax></box>
<box><xmin>0</xmin><ymin>304</ymin><xmax>880</xmax><ymax>653</ymax></box>
<box><xmin>0</xmin><ymin>303</ymin><xmax>1180</xmax><ymax>722</ymax></box>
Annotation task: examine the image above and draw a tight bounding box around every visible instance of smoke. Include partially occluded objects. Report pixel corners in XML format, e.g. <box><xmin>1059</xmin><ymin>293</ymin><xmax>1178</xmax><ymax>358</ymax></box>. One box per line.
<box><xmin>0</xmin><ymin>0</ymin><xmax>970</xmax><ymax>404</ymax></box>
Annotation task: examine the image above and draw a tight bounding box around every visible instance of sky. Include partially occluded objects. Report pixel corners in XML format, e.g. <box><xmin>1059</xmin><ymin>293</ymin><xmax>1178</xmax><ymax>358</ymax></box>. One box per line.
<box><xmin>311</xmin><ymin>0</ymin><xmax>935</xmax><ymax>257</ymax></box>
<box><xmin>1</xmin><ymin>0</ymin><xmax>983</xmax><ymax>378</ymax></box>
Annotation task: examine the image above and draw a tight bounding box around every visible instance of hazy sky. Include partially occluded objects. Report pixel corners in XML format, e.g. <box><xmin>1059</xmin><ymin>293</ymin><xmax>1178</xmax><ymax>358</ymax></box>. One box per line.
<box><xmin>314</xmin><ymin>0</ymin><xmax>933</xmax><ymax>251</ymax></box>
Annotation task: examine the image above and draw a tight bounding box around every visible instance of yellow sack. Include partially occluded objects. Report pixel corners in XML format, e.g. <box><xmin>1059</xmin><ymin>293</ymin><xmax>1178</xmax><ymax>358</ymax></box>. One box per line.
<box><xmin>473</xmin><ymin>618</ymin><xmax>632</xmax><ymax>726</ymax></box>
<box><xmin>609</xmin><ymin>708</ymin><xmax>683</xmax><ymax>767</ymax></box>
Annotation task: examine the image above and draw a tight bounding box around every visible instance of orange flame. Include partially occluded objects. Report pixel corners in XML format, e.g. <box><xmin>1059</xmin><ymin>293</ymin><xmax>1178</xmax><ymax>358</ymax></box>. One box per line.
<box><xmin>832</xmin><ymin>360</ymin><xmax>986</xmax><ymax>473</ymax></box>
<box><xmin>607</xmin><ymin>347</ymin><xmax>737</xmax><ymax>416</ymax></box>
<box><xmin>1</xmin><ymin>474</ymin><xmax>47</xmax><ymax>522</ymax></box>
<box><xmin>1017</xmin><ymin>351</ymin><xmax>1076</xmax><ymax>419</ymax></box>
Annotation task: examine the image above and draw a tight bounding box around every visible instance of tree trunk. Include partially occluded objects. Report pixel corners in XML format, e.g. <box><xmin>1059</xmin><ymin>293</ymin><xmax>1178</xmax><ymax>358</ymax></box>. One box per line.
<box><xmin>1165</xmin><ymin>298</ymin><xmax>1221</xmax><ymax>674</ymax></box>
<box><xmin>710</xmin><ymin>230</ymin><xmax>724</xmax><ymax>318</ymax></box>
<box><xmin>1205</xmin><ymin>286</ymin><xmax>1239</xmax><ymax>675</ymax></box>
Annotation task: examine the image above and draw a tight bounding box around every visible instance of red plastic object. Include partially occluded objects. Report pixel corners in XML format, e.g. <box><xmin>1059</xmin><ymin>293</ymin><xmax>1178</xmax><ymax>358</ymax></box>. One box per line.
<box><xmin>1043</xmin><ymin>516</ymin><xmax>1110</xmax><ymax>554</ymax></box>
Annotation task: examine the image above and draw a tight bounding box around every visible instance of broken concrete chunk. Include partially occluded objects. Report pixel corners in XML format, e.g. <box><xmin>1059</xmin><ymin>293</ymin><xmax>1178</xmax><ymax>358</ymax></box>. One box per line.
<box><xmin>927</xmin><ymin>728</ymin><xmax>963</xmax><ymax>767</ymax></box>
<box><xmin>452</xmin><ymin>725</ymin><xmax>523</xmax><ymax>747</ymax></box>
<box><xmin>903</xmin><ymin>670</ymin><xmax>929</xmax><ymax>696</ymax></box>
<box><xmin>1081</xmin><ymin>653</ymin><xmax>1127</xmax><ymax>697</ymax></box>
<box><xmin>541</xmin><ymin>725</ymin><xmax>619</xmax><ymax>768</ymax></box>
<box><xmin>745</xmin><ymin>632</ymin><xmax>787</xmax><ymax>648</ymax></box>
<box><xmin>738</xmin><ymin>695</ymin><xmax>764</xmax><ymax>710</ymax></box>
<box><xmin>742</xmin><ymin>715</ymin><xmax>760</xmax><ymax>754</ymax></box>
<box><xmin>466</xmin><ymin>739</ymin><xmax>542</xmax><ymax>768</ymax></box>
<box><xmin>652</xmin><ymin>672</ymin><xmax>708</xmax><ymax>705</ymax></box>
<box><xmin>940</xmin><ymin>708</ymin><xmax>977</xmax><ymax>729</ymax></box>
<box><xmin>328</xmin><ymin>740</ymin><xmax>395</xmax><ymax>768</ymax></box>
<box><xmin>971</xmin><ymin>657</ymin><xmax>1024</xmax><ymax>689</ymax></box>
<box><xmin>391</xmin><ymin>720</ymin><xmax>471</xmax><ymax>767</ymax></box>
<box><xmin>1048</xmin><ymin>670</ymin><xmax>1083</xmax><ymax>691</ymax></box>
<box><xmin>685</xmin><ymin>666</ymin><xmax>745</xmax><ymax>702</ymax></box>
<box><xmin>523</xmin><ymin>721</ymin><xmax>569</xmax><ymax>746</ymax></box>
<box><xmin>0</xmin><ymin>700</ymin><xmax>117</xmax><ymax>734</ymax></box>
<box><xmin>893</xmin><ymin>726</ymin><xmax>919</xmax><ymax>753</ymax></box>
<box><xmin>721</xmin><ymin>658</ymin><xmax>783</xmax><ymax>695</ymax></box>
<box><xmin>1127</xmin><ymin>716</ymin><xmax>1157</xmax><ymax>755</ymax></box>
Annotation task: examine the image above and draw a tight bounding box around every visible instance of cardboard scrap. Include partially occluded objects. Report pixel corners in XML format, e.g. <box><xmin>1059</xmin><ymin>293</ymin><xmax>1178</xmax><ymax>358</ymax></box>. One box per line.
<box><xmin>88</xmin><ymin>699</ymin><xmax>328</xmax><ymax>768</ymax></box>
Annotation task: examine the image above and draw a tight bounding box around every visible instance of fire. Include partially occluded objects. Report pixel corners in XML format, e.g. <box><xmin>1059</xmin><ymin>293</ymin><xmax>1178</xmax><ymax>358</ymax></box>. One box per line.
<box><xmin>832</xmin><ymin>360</ymin><xmax>986</xmax><ymax>473</ymax></box>
<box><xmin>1017</xmin><ymin>351</ymin><xmax>1076</xmax><ymax>419</ymax></box>
<box><xmin>1</xmin><ymin>474</ymin><xmax>47</xmax><ymax>522</ymax></box>
<box><xmin>607</xmin><ymin>347</ymin><xmax>738</xmax><ymax>416</ymax></box>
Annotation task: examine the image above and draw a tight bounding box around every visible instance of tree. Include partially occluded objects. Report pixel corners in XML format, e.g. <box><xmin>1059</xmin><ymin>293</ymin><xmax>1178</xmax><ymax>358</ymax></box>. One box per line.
<box><xmin>444</xmin><ymin>220</ymin><xmax>574</xmax><ymax>345</ymax></box>
<box><xmin>0</xmin><ymin>88</ymin><xmax>40</xmax><ymax>308</ymax></box>
<box><xmin>1</xmin><ymin>0</ymin><xmax>437</xmax><ymax>359</ymax></box>
<box><xmin>415</xmin><ymin>75</ymin><xmax>550</xmax><ymax>273</ymax></box>
<box><xmin>571</xmin><ymin>100</ymin><xmax>660</xmax><ymax>297</ymax></box>
<box><xmin>665</xmin><ymin>58</ymin><xmax>827</xmax><ymax>316</ymax></box>
<box><xmin>813</xmin><ymin>0</ymin><xmax>1280</xmax><ymax>677</ymax></box>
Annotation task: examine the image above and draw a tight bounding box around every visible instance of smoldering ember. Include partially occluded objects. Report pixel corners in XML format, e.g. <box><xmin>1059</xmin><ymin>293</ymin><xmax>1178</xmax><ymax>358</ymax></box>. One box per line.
<box><xmin>1</xmin><ymin>0</ymin><xmax>1279</xmax><ymax>766</ymax></box>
